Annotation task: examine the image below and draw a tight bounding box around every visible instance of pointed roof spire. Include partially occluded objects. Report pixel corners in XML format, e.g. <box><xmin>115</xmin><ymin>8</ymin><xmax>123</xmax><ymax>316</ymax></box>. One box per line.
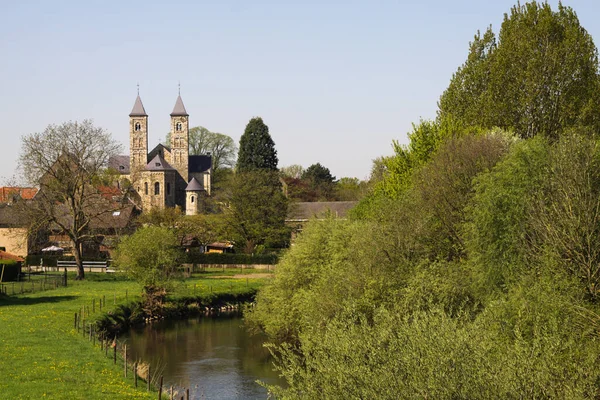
<box><xmin>185</xmin><ymin>177</ymin><xmax>204</xmax><ymax>191</ymax></box>
<box><xmin>171</xmin><ymin>94</ymin><xmax>189</xmax><ymax>117</ymax></box>
<box><xmin>129</xmin><ymin>94</ymin><xmax>147</xmax><ymax>117</ymax></box>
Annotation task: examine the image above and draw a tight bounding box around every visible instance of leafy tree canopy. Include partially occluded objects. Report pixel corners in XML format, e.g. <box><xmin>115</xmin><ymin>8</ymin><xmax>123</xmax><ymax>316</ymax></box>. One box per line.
<box><xmin>438</xmin><ymin>1</ymin><xmax>600</xmax><ymax>139</ymax></box>
<box><xmin>221</xmin><ymin>170</ymin><xmax>289</xmax><ymax>253</ymax></box>
<box><xmin>165</xmin><ymin>126</ymin><xmax>237</xmax><ymax>173</ymax></box>
<box><xmin>113</xmin><ymin>226</ymin><xmax>182</xmax><ymax>292</ymax></box>
<box><xmin>302</xmin><ymin>163</ymin><xmax>336</xmax><ymax>186</ymax></box>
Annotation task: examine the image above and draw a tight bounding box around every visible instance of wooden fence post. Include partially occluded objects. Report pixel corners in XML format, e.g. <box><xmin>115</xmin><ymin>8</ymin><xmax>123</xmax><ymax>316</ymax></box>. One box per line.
<box><xmin>124</xmin><ymin>345</ymin><xmax>127</xmax><ymax>377</ymax></box>
<box><xmin>134</xmin><ymin>362</ymin><xmax>138</xmax><ymax>387</ymax></box>
<box><xmin>158</xmin><ymin>376</ymin><xmax>163</xmax><ymax>400</ymax></box>
<box><xmin>74</xmin><ymin>313</ymin><xmax>78</xmax><ymax>329</ymax></box>
<box><xmin>113</xmin><ymin>337</ymin><xmax>117</xmax><ymax>364</ymax></box>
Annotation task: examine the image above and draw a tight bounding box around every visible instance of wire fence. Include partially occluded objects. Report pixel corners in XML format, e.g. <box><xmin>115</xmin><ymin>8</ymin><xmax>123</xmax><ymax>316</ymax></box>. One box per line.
<box><xmin>0</xmin><ymin>270</ymin><xmax>67</xmax><ymax>296</ymax></box>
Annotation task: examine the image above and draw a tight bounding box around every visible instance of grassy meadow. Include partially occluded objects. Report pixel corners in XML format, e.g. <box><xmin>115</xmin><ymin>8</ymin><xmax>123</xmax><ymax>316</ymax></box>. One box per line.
<box><xmin>0</xmin><ymin>271</ymin><xmax>269</xmax><ymax>399</ymax></box>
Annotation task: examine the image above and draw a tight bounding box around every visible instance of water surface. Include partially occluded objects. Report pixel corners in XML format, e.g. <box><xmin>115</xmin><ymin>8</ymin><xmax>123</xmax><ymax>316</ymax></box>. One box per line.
<box><xmin>124</xmin><ymin>312</ymin><xmax>282</xmax><ymax>399</ymax></box>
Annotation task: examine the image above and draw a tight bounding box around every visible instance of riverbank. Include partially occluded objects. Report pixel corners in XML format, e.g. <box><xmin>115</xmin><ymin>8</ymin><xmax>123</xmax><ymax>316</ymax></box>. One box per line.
<box><xmin>0</xmin><ymin>272</ymin><xmax>269</xmax><ymax>399</ymax></box>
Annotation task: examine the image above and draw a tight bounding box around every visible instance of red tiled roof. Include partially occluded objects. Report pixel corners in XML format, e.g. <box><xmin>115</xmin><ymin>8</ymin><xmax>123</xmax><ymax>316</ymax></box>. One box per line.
<box><xmin>97</xmin><ymin>186</ymin><xmax>121</xmax><ymax>200</ymax></box>
<box><xmin>0</xmin><ymin>187</ymin><xmax>38</xmax><ymax>202</ymax></box>
<box><xmin>0</xmin><ymin>250</ymin><xmax>24</xmax><ymax>262</ymax></box>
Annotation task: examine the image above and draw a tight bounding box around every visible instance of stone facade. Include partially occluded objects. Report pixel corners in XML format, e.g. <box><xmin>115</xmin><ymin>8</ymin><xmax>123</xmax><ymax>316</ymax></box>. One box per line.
<box><xmin>169</xmin><ymin>115</ymin><xmax>189</xmax><ymax>180</ymax></box>
<box><xmin>185</xmin><ymin>190</ymin><xmax>202</xmax><ymax>215</ymax></box>
<box><xmin>109</xmin><ymin>94</ymin><xmax>211</xmax><ymax>214</ymax></box>
<box><xmin>129</xmin><ymin>115</ymin><xmax>148</xmax><ymax>174</ymax></box>
<box><xmin>139</xmin><ymin>170</ymin><xmax>177</xmax><ymax>210</ymax></box>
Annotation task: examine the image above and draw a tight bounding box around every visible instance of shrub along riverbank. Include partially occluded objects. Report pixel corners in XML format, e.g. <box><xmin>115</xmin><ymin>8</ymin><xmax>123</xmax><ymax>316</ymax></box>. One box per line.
<box><xmin>0</xmin><ymin>272</ymin><xmax>268</xmax><ymax>399</ymax></box>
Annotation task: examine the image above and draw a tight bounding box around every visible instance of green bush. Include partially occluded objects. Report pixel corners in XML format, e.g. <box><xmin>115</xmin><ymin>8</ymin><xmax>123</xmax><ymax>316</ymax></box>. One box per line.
<box><xmin>187</xmin><ymin>252</ymin><xmax>278</xmax><ymax>265</ymax></box>
<box><xmin>0</xmin><ymin>260</ymin><xmax>20</xmax><ymax>282</ymax></box>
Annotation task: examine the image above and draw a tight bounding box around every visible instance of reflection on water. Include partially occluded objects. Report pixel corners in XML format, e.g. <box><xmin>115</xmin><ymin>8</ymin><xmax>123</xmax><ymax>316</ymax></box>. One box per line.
<box><xmin>124</xmin><ymin>312</ymin><xmax>282</xmax><ymax>399</ymax></box>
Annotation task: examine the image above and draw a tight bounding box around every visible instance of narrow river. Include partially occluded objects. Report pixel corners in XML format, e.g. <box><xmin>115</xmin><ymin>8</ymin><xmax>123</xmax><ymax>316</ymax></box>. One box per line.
<box><xmin>123</xmin><ymin>312</ymin><xmax>283</xmax><ymax>399</ymax></box>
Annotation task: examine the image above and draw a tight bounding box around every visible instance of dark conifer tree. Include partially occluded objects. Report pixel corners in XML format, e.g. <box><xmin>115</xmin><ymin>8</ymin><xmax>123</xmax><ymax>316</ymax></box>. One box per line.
<box><xmin>237</xmin><ymin>117</ymin><xmax>278</xmax><ymax>172</ymax></box>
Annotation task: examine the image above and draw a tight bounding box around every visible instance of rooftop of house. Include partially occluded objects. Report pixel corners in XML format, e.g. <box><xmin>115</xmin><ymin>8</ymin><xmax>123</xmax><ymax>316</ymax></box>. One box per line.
<box><xmin>0</xmin><ymin>187</ymin><xmax>38</xmax><ymax>203</ymax></box>
<box><xmin>145</xmin><ymin>154</ymin><xmax>175</xmax><ymax>171</ymax></box>
<box><xmin>0</xmin><ymin>250</ymin><xmax>24</xmax><ymax>262</ymax></box>
<box><xmin>108</xmin><ymin>155</ymin><xmax>131</xmax><ymax>175</ymax></box>
<box><xmin>0</xmin><ymin>204</ymin><xmax>25</xmax><ymax>227</ymax></box>
<box><xmin>286</xmin><ymin>201</ymin><xmax>358</xmax><ymax>222</ymax></box>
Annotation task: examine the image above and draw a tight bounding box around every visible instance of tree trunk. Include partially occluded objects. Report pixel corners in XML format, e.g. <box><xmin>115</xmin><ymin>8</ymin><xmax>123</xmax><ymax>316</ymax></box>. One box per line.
<box><xmin>72</xmin><ymin>239</ymin><xmax>85</xmax><ymax>280</ymax></box>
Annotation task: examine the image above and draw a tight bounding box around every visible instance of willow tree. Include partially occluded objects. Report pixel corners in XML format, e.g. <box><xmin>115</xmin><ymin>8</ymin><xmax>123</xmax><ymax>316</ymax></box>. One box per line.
<box><xmin>19</xmin><ymin>120</ymin><xmax>122</xmax><ymax>280</ymax></box>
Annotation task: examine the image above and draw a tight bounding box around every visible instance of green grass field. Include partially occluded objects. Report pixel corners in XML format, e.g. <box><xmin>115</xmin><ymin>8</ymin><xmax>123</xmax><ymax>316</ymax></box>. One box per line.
<box><xmin>0</xmin><ymin>272</ymin><xmax>269</xmax><ymax>399</ymax></box>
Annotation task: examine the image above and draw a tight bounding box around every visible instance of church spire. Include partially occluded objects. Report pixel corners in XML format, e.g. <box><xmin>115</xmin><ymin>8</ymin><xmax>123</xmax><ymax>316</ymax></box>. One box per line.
<box><xmin>129</xmin><ymin>94</ymin><xmax>147</xmax><ymax>117</ymax></box>
<box><xmin>170</xmin><ymin>94</ymin><xmax>189</xmax><ymax>116</ymax></box>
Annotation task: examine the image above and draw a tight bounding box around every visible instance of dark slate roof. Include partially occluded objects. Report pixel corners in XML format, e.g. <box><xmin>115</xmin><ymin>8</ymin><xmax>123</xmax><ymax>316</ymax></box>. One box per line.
<box><xmin>148</xmin><ymin>143</ymin><xmax>171</xmax><ymax>163</ymax></box>
<box><xmin>0</xmin><ymin>204</ymin><xmax>24</xmax><ymax>227</ymax></box>
<box><xmin>108</xmin><ymin>155</ymin><xmax>131</xmax><ymax>175</ymax></box>
<box><xmin>145</xmin><ymin>154</ymin><xmax>175</xmax><ymax>171</ymax></box>
<box><xmin>90</xmin><ymin>204</ymin><xmax>137</xmax><ymax>230</ymax></box>
<box><xmin>286</xmin><ymin>201</ymin><xmax>358</xmax><ymax>221</ymax></box>
<box><xmin>185</xmin><ymin>177</ymin><xmax>204</xmax><ymax>191</ymax></box>
<box><xmin>170</xmin><ymin>95</ymin><xmax>189</xmax><ymax>116</ymax></box>
<box><xmin>188</xmin><ymin>155</ymin><xmax>211</xmax><ymax>173</ymax></box>
<box><xmin>129</xmin><ymin>95</ymin><xmax>147</xmax><ymax>117</ymax></box>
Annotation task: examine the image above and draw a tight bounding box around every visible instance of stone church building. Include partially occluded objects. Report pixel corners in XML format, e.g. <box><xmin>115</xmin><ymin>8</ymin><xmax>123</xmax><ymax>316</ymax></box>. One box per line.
<box><xmin>109</xmin><ymin>94</ymin><xmax>211</xmax><ymax>215</ymax></box>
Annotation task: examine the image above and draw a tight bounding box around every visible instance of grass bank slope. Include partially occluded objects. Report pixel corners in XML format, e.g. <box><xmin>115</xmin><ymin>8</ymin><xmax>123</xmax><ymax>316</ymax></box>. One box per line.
<box><xmin>0</xmin><ymin>272</ymin><xmax>269</xmax><ymax>399</ymax></box>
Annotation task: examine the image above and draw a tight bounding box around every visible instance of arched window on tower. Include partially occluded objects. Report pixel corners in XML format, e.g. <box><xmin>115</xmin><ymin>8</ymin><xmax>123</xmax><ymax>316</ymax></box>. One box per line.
<box><xmin>135</xmin><ymin>122</ymin><xmax>141</xmax><ymax>132</ymax></box>
<box><xmin>191</xmin><ymin>195</ymin><xmax>195</xmax><ymax>203</ymax></box>
<box><xmin>144</xmin><ymin>182</ymin><xmax>148</xmax><ymax>195</ymax></box>
<box><xmin>176</xmin><ymin>122</ymin><xmax>182</xmax><ymax>132</ymax></box>
<box><xmin>154</xmin><ymin>182</ymin><xmax>160</xmax><ymax>195</ymax></box>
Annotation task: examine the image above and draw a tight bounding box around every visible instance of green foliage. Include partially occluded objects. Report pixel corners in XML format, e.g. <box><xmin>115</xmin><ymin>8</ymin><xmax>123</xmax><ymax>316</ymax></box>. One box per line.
<box><xmin>439</xmin><ymin>1</ymin><xmax>600</xmax><ymax>139</ymax></box>
<box><xmin>222</xmin><ymin>170</ymin><xmax>290</xmax><ymax>253</ymax></box>
<box><xmin>0</xmin><ymin>261</ymin><xmax>20</xmax><ymax>282</ymax></box>
<box><xmin>415</xmin><ymin>130</ymin><xmax>510</xmax><ymax>260</ymax></box>
<box><xmin>466</xmin><ymin>137</ymin><xmax>550</xmax><ymax>290</ymax></box>
<box><xmin>187</xmin><ymin>252</ymin><xmax>278</xmax><ymax>265</ymax></box>
<box><xmin>300</xmin><ymin>163</ymin><xmax>336</xmax><ymax>200</ymax></box>
<box><xmin>236</xmin><ymin>117</ymin><xmax>278</xmax><ymax>172</ymax></box>
<box><xmin>334</xmin><ymin>177</ymin><xmax>368</xmax><ymax>201</ymax></box>
<box><xmin>353</xmin><ymin>119</ymin><xmax>447</xmax><ymax>219</ymax></box>
<box><xmin>249</xmin><ymin>4</ymin><xmax>600</xmax><ymax>397</ymax></box>
<box><xmin>165</xmin><ymin>126</ymin><xmax>237</xmax><ymax>172</ymax></box>
<box><xmin>113</xmin><ymin>226</ymin><xmax>183</xmax><ymax>291</ymax></box>
<box><xmin>529</xmin><ymin>133</ymin><xmax>600</xmax><ymax>299</ymax></box>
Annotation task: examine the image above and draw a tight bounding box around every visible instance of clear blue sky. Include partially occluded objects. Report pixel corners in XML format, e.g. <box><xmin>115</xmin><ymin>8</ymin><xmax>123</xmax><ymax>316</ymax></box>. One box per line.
<box><xmin>1</xmin><ymin>0</ymin><xmax>599</xmax><ymax>181</ymax></box>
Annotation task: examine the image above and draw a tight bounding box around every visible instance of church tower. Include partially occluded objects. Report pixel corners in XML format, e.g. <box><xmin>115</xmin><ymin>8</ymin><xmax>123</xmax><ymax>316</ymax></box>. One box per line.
<box><xmin>170</xmin><ymin>94</ymin><xmax>189</xmax><ymax>181</ymax></box>
<box><xmin>129</xmin><ymin>94</ymin><xmax>148</xmax><ymax>176</ymax></box>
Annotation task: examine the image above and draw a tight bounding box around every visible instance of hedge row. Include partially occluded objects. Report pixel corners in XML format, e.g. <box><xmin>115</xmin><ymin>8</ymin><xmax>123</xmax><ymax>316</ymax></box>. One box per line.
<box><xmin>186</xmin><ymin>252</ymin><xmax>278</xmax><ymax>265</ymax></box>
<box><xmin>25</xmin><ymin>255</ymin><xmax>108</xmax><ymax>267</ymax></box>
<box><xmin>0</xmin><ymin>261</ymin><xmax>21</xmax><ymax>282</ymax></box>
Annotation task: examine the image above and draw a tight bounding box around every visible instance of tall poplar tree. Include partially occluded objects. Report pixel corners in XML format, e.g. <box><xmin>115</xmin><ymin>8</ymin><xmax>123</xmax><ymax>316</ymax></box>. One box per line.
<box><xmin>237</xmin><ymin>117</ymin><xmax>278</xmax><ymax>172</ymax></box>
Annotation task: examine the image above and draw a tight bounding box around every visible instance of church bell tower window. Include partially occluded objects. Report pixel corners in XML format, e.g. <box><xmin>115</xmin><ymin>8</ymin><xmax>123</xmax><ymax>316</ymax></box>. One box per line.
<box><xmin>135</xmin><ymin>122</ymin><xmax>141</xmax><ymax>132</ymax></box>
<box><xmin>176</xmin><ymin>122</ymin><xmax>182</xmax><ymax>132</ymax></box>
